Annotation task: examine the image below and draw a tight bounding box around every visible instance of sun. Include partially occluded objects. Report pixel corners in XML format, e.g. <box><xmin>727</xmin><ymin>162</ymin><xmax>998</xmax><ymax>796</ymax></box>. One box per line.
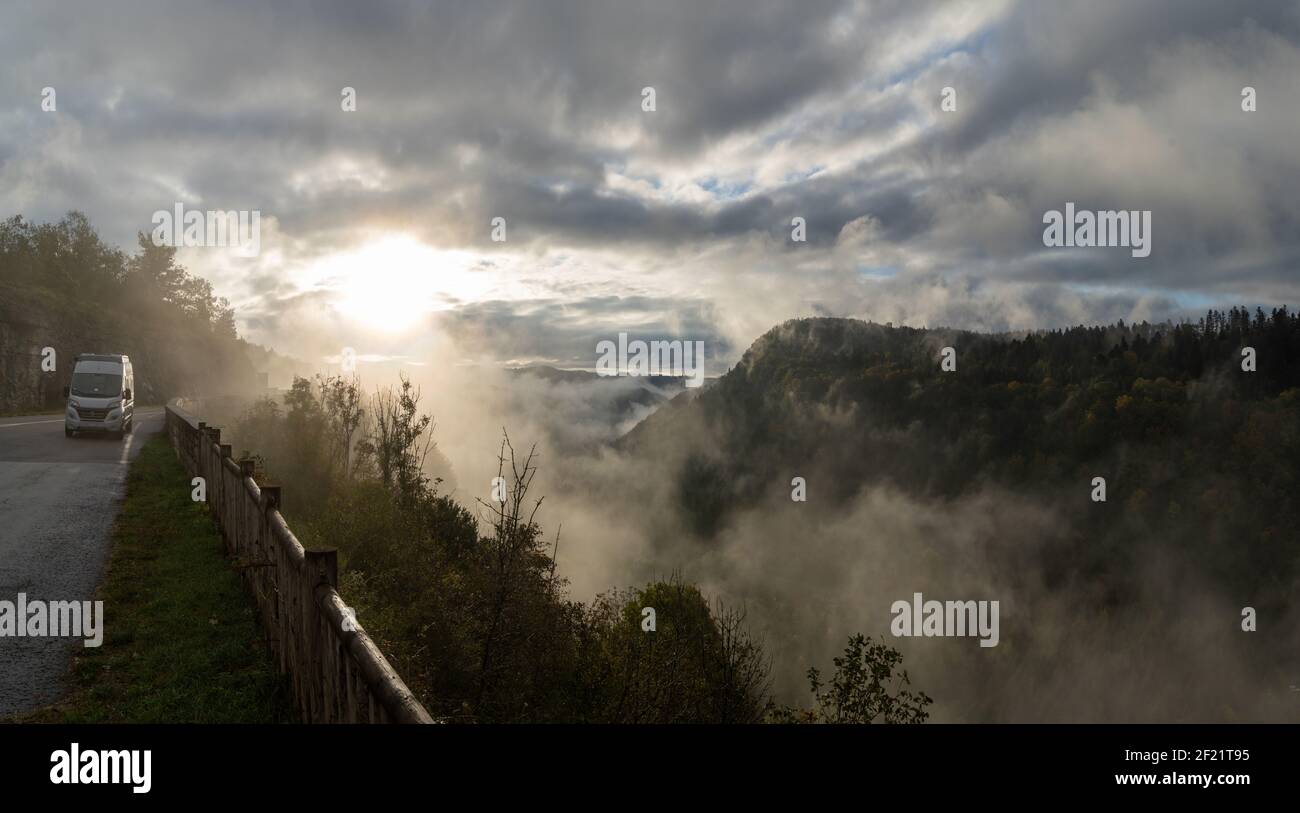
<box><xmin>317</xmin><ymin>235</ymin><xmax>493</xmax><ymax>332</ymax></box>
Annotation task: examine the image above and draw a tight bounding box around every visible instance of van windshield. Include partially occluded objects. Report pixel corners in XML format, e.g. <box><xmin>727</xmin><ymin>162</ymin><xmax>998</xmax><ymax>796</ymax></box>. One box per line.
<box><xmin>70</xmin><ymin>371</ymin><xmax>123</xmax><ymax>398</ymax></box>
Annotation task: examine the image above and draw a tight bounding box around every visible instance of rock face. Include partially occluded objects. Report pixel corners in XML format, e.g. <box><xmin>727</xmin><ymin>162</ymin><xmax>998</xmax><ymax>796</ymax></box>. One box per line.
<box><xmin>0</xmin><ymin>301</ymin><xmax>92</xmax><ymax>413</ymax></box>
<box><xmin>0</xmin><ymin>286</ymin><xmax>259</xmax><ymax>413</ymax></box>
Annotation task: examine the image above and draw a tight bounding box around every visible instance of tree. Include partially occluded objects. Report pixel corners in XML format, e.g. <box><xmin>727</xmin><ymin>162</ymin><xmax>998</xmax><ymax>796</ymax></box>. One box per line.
<box><xmin>356</xmin><ymin>374</ymin><xmax>435</xmax><ymax>505</ymax></box>
<box><xmin>127</xmin><ymin>231</ymin><xmax>186</xmax><ymax>305</ymax></box>
<box><xmin>772</xmin><ymin>634</ymin><xmax>932</xmax><ymax>724</ymax></box>
<box><xmin>469</xmin><ymin>431</ymin><xmax>567</xmax><ymax>717</ymax></box>
<box><xmin>573</xmin><ymin>578</ymin><xmax>771</xmax><ymax>723</ymax></box>
<box><xmin>319</xmin><ymin>375</ymin><xmax>364</xmax><ymax>479</ymax></box>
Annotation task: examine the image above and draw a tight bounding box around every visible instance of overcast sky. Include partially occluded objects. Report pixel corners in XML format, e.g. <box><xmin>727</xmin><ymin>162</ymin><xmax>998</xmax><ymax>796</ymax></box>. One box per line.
<box><xmin>3</xmin><ymin>0</ymin><xmax>1299</xmax><ymax>368</ymax></box>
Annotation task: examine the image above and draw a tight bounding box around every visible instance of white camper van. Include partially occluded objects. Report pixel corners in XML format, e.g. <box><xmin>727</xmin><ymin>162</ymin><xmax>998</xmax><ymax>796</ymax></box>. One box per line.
<box><xmin>64</xmin><ymin>354</ymin><xmax>134</xmax><ymax>439</ymax></box>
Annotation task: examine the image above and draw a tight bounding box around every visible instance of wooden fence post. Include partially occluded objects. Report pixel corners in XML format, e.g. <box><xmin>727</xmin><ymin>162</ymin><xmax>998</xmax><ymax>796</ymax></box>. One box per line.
<box><xmin>196</xmin><ymin>422</ymin><xmax>206</xmax><ymax>474</ymax></box>
<box><xmin>258</xmin><ymin>485</ymin><xmax>290</xmax><ymax>701</ymax></box>
<box><xmin>238</xmin><ymin>459</ymin><xmax>256</xmax><ymax>559</ymax></box>
<box><xmin>305</xmin><ymin>549</ymin><xmax>339</xmax><ymax>723</ymax></box>
<box><xmin>217</xmin><ymin>443</ymin><xmax>232</xmax><ymax>531</ymax></box>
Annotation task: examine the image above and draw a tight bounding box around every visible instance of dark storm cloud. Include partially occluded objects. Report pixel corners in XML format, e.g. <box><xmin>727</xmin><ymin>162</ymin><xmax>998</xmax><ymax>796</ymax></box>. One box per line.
<box><xmin>927</xmin><ymin>0</ymin><xmax>1300</xmax><ymax>156</ymax></box>
<box><xmin>2</xmin><ymin>0</ymin><xmax>1299</xmax><ymax>355</ymax></box>
<box><xmin>0</xmin><ymin>0</ymin><xmax>947</xmax><ymax>240</ymax></box>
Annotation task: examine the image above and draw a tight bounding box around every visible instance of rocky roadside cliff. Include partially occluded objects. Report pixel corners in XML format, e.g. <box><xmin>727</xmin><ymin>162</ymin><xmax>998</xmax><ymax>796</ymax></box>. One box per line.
<box><xmin>0</xmin><ymin>284</ymin><xmax>261</xmax><ymax>413</ymax></box>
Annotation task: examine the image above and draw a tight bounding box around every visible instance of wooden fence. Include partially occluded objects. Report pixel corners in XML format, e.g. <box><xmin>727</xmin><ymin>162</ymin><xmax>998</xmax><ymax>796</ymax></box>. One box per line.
<box><xmin>165</xmin><ymin>403</ymin><xmax>433</xmax><ymax>724</ymax></box>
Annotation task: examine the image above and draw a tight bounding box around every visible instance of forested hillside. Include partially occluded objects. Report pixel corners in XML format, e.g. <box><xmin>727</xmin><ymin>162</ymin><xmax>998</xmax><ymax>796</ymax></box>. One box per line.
<box><xmin>629</xmin><ymin>312</ymin><xmax>1299</xmax><ymax>586</ymax></box>
<box><xmin>616</xmin><ymin>313</ymin><xmax>1299</xmax><ymax>719</ymax></box>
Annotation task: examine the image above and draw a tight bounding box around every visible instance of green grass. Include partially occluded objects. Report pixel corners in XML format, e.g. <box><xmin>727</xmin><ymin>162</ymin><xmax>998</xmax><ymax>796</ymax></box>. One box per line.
<box><xmin>23</xmin><ymin>435</ymin><xmax>294</xmax><ymax>723</ymax></box>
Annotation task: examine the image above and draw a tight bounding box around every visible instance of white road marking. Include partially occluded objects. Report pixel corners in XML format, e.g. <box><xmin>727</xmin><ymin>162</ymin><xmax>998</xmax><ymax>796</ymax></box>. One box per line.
<box><xmin>0</xmin><ymin>409</ymin><xmax>163</xmax><ymax>430</ymax></box>
<box><xmin>118</xmin><ymin>428</ymin><xmax>135</xmax><ymax>465</ymax></box>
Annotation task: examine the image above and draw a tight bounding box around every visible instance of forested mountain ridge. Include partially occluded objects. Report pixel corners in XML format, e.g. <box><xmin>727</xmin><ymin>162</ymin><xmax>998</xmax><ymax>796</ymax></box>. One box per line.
<box><xmin>604</xmin><ymin>312</ymin><xmax>1300</xmax><ymax>720</ymax></box>
<box><xmin>623</xmin><ymin>312</ymin><xmax>1300</xmax><ymax>596</ymax></box>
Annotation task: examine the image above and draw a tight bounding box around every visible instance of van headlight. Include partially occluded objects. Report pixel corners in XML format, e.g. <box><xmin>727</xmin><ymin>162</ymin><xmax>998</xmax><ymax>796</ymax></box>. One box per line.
<box><xmin>69</xmin><ymin>399</ymin><xmax>80</xmax><ymax>409</ymax></box>
<box><xmin>108</xmin><ymin>400</ymin><xmax>121</xmax><ymax>410</ymax></box>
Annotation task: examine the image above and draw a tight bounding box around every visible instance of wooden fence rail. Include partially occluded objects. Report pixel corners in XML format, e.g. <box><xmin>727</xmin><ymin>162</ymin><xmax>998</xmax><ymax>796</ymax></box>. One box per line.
<box><xmin>165</xmin><ymin>403</ymin><xmax>433</xmax><ymax>724</ymax></box>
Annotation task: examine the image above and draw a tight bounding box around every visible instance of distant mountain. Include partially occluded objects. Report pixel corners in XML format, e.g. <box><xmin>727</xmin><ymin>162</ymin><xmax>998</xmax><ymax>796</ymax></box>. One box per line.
<box><xmin>502</xmin><ymin>365</ymin><xmax>694</xmax><ymax>453</ymax></box>
<box><xmin>510</xmin><ymin>365</ymin><xmax>691</xmax><ymax>409</ymax></box>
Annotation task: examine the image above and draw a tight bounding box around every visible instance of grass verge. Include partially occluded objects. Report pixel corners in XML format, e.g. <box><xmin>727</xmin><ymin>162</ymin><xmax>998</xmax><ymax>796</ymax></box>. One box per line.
<box><xmin>23</xmin><ymin>434</ymin><xmax>293</xmax><ymax>723</ymax></box>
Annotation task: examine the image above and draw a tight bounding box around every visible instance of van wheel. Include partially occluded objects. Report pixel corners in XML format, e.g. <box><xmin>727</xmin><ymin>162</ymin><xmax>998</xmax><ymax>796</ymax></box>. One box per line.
<box><xmin>112</xmin><ymin>430</ymin><xmax>124</xmax><ymax>441</ymax></box>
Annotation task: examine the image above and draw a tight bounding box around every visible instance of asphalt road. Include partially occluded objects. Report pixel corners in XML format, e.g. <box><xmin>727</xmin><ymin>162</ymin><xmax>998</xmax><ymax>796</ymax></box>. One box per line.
<box><xmin>0</xmin><ymin>407</ymin><xmax>165</xmax><ymax>717</ymax></box>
